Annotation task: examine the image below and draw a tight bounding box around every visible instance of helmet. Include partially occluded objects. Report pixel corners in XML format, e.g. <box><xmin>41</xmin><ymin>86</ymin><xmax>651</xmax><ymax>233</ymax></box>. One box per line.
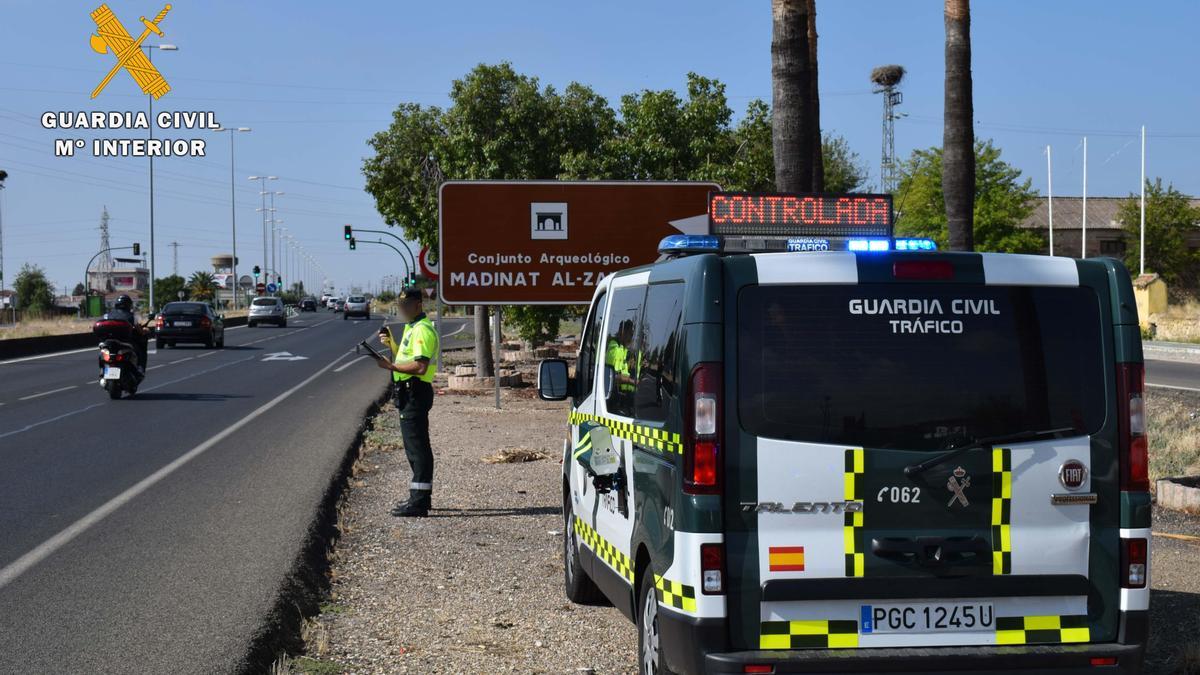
<box><xmin>114</xmin><ymin>295</ymin><xmax>133</xmax><ymax>311</ymax></box>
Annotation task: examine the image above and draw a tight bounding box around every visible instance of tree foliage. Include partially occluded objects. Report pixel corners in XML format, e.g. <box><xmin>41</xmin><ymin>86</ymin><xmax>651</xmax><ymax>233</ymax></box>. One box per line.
<box><xmin>894</xmin><ymin>140</ymin><xmax>1042</xmax><ymax>253</ymax></box>
<box><xmin>1118</xmin><ymin>179</ymin><xmax>1200</xmax><ymax>285</ymax></box>
<box><xmin>154</xmin><ymin>275</ymin><xmax>188</xmax><ymax>304</ymax></box>
<box><xmin>187</xmin><ymin>271</ymin><xmax>217</xmax><ymax>301</ymax></box>
<box><xmin>14</xmin><ymin>263</ymin><xmax>55</xmax><ymax>312</ymax></box>
<box><xmin>362</xmin><ymin>63</ymin><xmax>869</xmax><ymax>345</ymax></box>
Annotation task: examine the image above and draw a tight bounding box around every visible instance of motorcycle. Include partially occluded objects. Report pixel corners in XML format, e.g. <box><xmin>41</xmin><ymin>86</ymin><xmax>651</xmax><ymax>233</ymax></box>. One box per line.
<box><xmin>92</xmin><ymin>317</ymin><xmax>150</xmax><ymax>399</ymax></box>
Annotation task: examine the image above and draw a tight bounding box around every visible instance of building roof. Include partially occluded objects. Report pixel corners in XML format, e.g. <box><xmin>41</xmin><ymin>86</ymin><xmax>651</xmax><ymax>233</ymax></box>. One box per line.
<box><xmin>1019</xmin><ymin>196</ymin><xmax>1200</xmax><ymax>231</ymax></box>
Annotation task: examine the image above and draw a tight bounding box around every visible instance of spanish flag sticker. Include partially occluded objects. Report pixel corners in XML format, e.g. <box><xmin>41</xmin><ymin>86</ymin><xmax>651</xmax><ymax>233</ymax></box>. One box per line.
<box><xmin>769</xmin><ymin>546</ymin><xmax>806</xmax><ymax>572</ymax></box>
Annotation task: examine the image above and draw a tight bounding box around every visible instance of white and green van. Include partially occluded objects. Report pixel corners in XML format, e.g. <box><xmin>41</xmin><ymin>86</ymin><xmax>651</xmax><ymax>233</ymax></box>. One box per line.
<box><xmin>538</xmin><ymin>194</ymin><xmax>1149</xmax><ymax>674</ymax></box>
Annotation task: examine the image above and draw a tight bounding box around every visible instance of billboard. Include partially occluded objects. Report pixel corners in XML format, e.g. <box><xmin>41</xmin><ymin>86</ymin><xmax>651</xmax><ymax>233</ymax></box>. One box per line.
<box><xmin>438</xmin><ymin>181</ymin><xmax>717</xmax><ymax>304</ymax></box>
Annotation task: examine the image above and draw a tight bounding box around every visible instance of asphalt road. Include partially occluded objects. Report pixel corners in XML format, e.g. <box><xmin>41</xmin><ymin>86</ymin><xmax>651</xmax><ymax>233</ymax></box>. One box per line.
<box><xmin>1146</xmin><ymin>358</ymin><xmax>1200</xmax><ymax>392</ymax></box>
<box><xmin>0</xmin><ymin>310</ymin><xmax>470</xmax><ymax>674</ymax></box>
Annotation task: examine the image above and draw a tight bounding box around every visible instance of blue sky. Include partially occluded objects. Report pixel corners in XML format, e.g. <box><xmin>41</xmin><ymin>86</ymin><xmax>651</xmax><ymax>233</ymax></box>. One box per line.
<box><xmin>1</xmin><ymin>0</ymin><xmax>1197</xmax><ymax>293</ymax></box>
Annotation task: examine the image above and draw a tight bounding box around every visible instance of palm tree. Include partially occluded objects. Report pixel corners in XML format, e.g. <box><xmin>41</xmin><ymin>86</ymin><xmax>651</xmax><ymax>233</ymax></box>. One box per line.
<box><xmin>943</xmin><ymin>0</ymin><xmax>974</xmax><ymax>250</ymax></box>
<box><xmin>188</xmin><ymin>271</ymin><xmax>217</xmax><ymax>301</ymax></box>
<box><xmin>807</xmin><ymin>0</ymin><xmax>823</xmax><ymax>192</ymax></box>
<box><xmin>771</xmin><ymin>0</ymin><xmax>821</xmax><ymax>193</ymax></box>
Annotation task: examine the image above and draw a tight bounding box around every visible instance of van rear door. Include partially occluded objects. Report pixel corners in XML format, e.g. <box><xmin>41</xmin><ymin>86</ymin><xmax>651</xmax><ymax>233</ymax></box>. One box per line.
<box><xmin>724</xmin><ymin>252</ymin><xmax>1118</xmax><ymax>651</ymax></box>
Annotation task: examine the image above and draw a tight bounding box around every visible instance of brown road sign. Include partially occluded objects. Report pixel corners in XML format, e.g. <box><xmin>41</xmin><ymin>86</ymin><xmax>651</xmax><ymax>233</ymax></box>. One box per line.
<box><xmin>438</xmin><ymin>181</ymin><xmax>718</xmax><ymax>305</ymax></box>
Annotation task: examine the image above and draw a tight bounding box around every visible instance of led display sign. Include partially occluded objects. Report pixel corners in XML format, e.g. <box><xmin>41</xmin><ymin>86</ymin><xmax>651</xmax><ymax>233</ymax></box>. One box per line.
<box><xmin>708</xmin><ymin>192</ymin><xmax>893</xmax><ymax>237</ymax></box>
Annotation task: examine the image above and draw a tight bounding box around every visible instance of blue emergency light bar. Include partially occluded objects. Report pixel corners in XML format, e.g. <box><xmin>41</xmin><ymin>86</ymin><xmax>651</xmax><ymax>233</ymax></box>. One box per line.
<box><xmin>658</xmin><ymin>234</ymin><xmax>937</xmax><ymax>256</ymax></box>
<box><xmin>658</xmin><ymin>234</ymin><xmax>722</xmax><ymax>255</ymax></box>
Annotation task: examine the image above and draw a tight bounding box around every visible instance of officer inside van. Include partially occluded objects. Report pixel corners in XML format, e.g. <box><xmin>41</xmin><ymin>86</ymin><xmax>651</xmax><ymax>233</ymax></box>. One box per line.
<box><xmin>605</xmin><ymin>319</ymin><xmax>637</xmax><ymax>408</ymax></box>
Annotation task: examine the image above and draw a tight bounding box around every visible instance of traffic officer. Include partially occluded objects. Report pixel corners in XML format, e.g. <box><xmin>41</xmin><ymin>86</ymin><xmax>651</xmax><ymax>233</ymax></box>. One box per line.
<box><xmin>376</xmin><ymin>289</ymin><xmax>439</xmax><ymax>517</ymax></box>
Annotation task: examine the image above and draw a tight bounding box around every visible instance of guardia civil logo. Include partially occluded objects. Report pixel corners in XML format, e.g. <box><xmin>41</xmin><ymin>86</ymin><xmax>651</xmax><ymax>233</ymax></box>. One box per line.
<box><xmin>89</xmin><ymin>4</ymin><xmax>173</xmax><ymax>99</ymax></box>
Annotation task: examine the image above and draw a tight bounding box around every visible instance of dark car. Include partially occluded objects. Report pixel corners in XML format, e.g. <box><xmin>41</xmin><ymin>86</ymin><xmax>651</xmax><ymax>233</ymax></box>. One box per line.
<box><xmin>154</xmin><ymin>302</ymin><xmax>225</xmax><ymax>349</ymax></box>
<box><xmin>299</xmin><ymin>297</ymin><xmax>318</xmax><ymax>312</ymax></box>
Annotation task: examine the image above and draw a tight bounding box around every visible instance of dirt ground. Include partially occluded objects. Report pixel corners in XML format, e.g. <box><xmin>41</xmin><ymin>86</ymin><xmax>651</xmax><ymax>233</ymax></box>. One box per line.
<box><xmin>289</xmin><ymin>377</ymin><xmax>1200</xmax><ymax>674</ymax></box>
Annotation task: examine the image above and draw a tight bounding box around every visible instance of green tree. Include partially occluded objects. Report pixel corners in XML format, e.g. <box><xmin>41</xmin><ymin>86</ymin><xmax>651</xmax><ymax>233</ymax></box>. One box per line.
<box><xmin>154</xmin><ymin>275</ymin><xmax>187</xmax><ymax>304</ymax></box>
<box><xmin>506</xmin><ymin>305</ymin><xmax>562</xmax><ymax>347</ymax></box>
<box><xmin>72</xmin><ymin>282</ymin><xmax>86</xmax><ymax>296</ymax></box>
<box><xmin>187</xmin><ymin>271</ymin><xmax>217</xmax><ymax>302</ymax></box>
<box><xmin>894</xmin><ymin>140</ymin><xmax>1042</xmax><ymax>253</ymax></box>
<box><xmin>376</xmin><ymin>290</ymin><xmax>397</xmax><ymax>304</ymax></box>
<box><xmin>1118</xmin><ymin>179</ymin><xmax>1200</xmax><ymax>285</ymax></box>
<box><xmin>14</xmin><ymin>263</ymin><xmax>55</xmax><ymax>313</ymax></box>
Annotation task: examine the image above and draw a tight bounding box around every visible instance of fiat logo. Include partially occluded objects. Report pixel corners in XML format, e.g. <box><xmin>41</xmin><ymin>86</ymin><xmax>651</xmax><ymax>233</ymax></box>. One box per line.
<box><xmin>1058</xmin><ymin>460</ymin><xmax>1088</xmax><ymax>491</ymax></box>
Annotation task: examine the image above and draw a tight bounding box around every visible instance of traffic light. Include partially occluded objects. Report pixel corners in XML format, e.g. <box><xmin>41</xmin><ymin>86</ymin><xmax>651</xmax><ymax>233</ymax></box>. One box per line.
<box><xmin>277</xmin><ymin>275</ymin><xmax>282</xmax><ymax>285</ymax></box>
<box><xmin>343</xmin><ymin>225</ymin><xmax>352</xmax><ymax>240</ymax></box>
<box><xmin>349</xmin><ymin>237</ymin><xmax>357</xmax><ymax>251</ymax></box>
<box><xmin>132</xmin><ymin>242</ymin><xmax>140</xmax><ymax>255</ymax></box>
<box><xmin>253</xmin><ymin>265</ymin><xmax>261</xmax><ymax>278</ymax></box>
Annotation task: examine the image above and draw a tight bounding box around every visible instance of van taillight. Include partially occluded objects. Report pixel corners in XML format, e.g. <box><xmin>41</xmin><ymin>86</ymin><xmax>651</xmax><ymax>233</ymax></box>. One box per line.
<box><xmin>1116</xmin><ymin>363</ymin><xmax>1148</xmax><ymax>492</ymax></box>
<box><xmin>200</xmin><ymin>316</ymin><xmax>211</xmax><ymax>328</ymax></box>
<box><xmin>1120</xmin><ymin>537</ymin><xmax>1147</xmax><ymax>588</ymax></box>
<box><xmin>155</xmin><ymin>315</ymin><xmax>164</xmax><ymax>329</ymax></box>
<box><xmin>700</xmin><ymin>543</ymin><xmax>725</xmax><ymax>594</ymax></box>
<box><xmin>684</xmin><ymin>363</ymin><xmax>721</xmax><ymax>495</ymax></box>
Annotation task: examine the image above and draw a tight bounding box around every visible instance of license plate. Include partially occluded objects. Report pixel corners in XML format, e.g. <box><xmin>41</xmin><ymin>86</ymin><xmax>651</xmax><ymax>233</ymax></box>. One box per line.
<box><xmin>860</xmin><ymin>601</ymin><xmax>994</xmax><ymax>634</ymax></box>
<box><xmin>174</xmin><ymin>321</ymin><xmax>192</xmax><ymax>327</ymax></box>
<box><xmin>103</xmin><ymin>367</ymin><xmax>122</xmax><ymax>380</ymax></box>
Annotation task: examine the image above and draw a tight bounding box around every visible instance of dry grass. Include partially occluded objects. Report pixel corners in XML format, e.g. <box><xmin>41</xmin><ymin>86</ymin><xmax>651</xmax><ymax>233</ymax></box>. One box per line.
<box><xmin>1147</xmin><ymin>389</ymin><xmax>1200</xmax><ymax>482</ymax></box>
<box><xmin>482</xmin><ymin>446</ymin><xmax>551</xmax><ymax>464</ymax></box>
<box><xmin>0</xmin><ymin>316</ymin><xmax>94</xmax><ymax>340</ymax></box>
<box><xmin>1151</xmin><ymin>301</ymin><xmax>1200</xmax><ymax>343</ymax></box>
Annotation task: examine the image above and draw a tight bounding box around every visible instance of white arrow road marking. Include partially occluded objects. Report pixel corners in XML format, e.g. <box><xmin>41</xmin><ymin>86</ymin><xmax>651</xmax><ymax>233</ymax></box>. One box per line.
<box><xmin>668</xmin><ymin>213</ymin><xmax>709</xmax><ymax>235</ymax></box>
<box><xmin>262</xmin><ymin>351</ymin><xmax>308</xmax><ymax>362</ymax></box>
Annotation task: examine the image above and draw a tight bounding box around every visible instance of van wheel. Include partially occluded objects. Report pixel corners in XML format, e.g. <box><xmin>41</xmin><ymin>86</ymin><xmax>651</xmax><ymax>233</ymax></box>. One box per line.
<box><xmin>563</xmin><ymin>499</ymin><xmax>603</xmax><ymax>604</ymax></box>
<box><xmin>638</xmin><ymin>575</ymin><xmax>677</xmax><ymax>675</ymax></box>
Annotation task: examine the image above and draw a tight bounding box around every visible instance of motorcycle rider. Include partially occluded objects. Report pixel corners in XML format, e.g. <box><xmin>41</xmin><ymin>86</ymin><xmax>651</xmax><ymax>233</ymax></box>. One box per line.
<box><xmin>104</xmin><ymin>294</ymin><xmax>149</xmax><ymax>373</ymax></box>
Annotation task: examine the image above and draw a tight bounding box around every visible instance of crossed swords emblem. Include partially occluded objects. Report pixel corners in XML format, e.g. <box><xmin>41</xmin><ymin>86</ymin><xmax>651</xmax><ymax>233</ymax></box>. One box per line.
<box><xmin>946</xmin><ymin>466</ymin><xmax>971</xmax><ymax>508</ymax></box>
<box><xmin>89</xmin><ymin>4</ymin><xmax>172</xmax><ymax>100</ymax></box>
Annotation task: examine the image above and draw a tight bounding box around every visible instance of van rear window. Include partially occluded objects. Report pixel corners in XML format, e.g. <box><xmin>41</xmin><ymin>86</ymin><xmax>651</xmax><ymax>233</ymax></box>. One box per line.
<box><xmin>737</xmin><ymin>284</ymin><xmax>1106</xmax><ymax>450</ymax></box>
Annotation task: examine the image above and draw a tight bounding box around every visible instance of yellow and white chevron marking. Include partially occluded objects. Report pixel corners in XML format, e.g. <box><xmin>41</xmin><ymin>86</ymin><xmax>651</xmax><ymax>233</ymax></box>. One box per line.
<box><xmin>573</xmin><ymin>515</ymin><xmax>634</xmax><ymax>583</ymax></box>
<box><xmin>760</xmin><ymin>619</ymin><xmax>859</xmax><ymax>649</ymax></box>
<box><xmin>996</xmin><ymin>615</ymin><xmax>1089</xmax><ymax>645</ymax></box>
<box><xmin>843</xmin><ymin>448</ymin><xmax>865</xmax><ymax>577</ymax></box>
<box><xmin>991</xmin><ymin>447</ymin><xmax>1012</xmax><ymax>575</ymax></box>
<box><xmin>653</xmin><ymin>574</ymin><xmax>697</xmax><ymax>613</ymax></box>
<box><xmin>568</xmin><ymin>411</ymin><xmax>682</xmax><ymax>455</ymax></box>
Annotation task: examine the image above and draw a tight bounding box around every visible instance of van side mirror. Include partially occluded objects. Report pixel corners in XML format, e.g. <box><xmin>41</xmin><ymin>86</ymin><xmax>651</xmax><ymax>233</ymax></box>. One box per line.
<box><xmin>537</xmin><ymin>359</ymin><xmax>572</xmax><ymax>401</ymax></box>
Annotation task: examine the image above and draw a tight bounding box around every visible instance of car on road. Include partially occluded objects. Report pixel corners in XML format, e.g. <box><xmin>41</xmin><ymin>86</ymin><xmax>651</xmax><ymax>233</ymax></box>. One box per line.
<box><xmin>248</xmin><ymin>297</ymin><xmax>287</xmax><ymax>328</ymax></box>
<box><xmin>154</xmin><ymin>302</ymin><xmax>224</xmax><ymax>349</ymax></box>
<box><xmin>331</xmin><ymin>298</ymin><xmax>344</xmax><ymax>312</ymax></box>
<box><xmin>343</xmin><ymin>295</ymin><xmax>370</xmax><ymax>320</ymax></box>
<box><xmin>539</xmin><ymin>197</ymin><xmax>1149</xmax><ymax>675</ymax></box>
<box><xmin>299</xmin><ymin>297</ymin><xmax>318</xmax><ymax>312</ymax></box>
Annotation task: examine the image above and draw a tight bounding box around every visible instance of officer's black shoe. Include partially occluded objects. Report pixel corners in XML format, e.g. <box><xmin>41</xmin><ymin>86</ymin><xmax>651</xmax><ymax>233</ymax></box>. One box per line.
<box><xmin>391</xmin><ymin>503</ymin><xmax>428</xmax><ymax>518</ymax></box>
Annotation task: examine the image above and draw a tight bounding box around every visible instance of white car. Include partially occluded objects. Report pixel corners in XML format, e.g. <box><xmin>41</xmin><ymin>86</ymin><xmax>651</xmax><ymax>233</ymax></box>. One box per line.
<box><xmin>343</xmin><ymin>295</ymin><xmax>370</xmax><ymax>320</ymax></box>
<box><xmin>248</xmin><ymin>297</ymin><xmax>286</xmax><ymax>327</ymax></box>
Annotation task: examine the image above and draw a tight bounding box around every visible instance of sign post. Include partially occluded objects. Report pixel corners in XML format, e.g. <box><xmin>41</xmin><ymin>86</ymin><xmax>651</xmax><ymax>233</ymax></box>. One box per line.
<box><xmin>438</xmin><ymin>181</ymin><xmax>718</xmax><ymax>305</ymax></box>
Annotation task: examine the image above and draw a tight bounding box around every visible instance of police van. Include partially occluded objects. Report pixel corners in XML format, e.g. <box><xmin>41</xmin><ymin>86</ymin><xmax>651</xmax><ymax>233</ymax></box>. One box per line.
<box><xmin>537</xmin><ymin>192</ymin><xmax>1149</xmax><ymax>674</ymax></box>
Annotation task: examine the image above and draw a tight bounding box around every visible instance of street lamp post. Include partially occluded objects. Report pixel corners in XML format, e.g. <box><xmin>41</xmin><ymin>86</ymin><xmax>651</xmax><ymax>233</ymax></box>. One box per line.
<box><xmin>0</xmin><ymin>169</ymin><xmax>7</xmax><ymax>325</ymax></box>
<box><xmin>213</xmin><ymin>126</ymin><xmax>250</xmax><ymax>309</ymax></box>
<box><xmin>142</xmin><ymin>44</ymin><xmax>177</xmax><ymax>313</ymax></box>
<box><xmin>247</xmin><ymin>175</ymin><xmax>277</xmax><ymax>294</ymax></box>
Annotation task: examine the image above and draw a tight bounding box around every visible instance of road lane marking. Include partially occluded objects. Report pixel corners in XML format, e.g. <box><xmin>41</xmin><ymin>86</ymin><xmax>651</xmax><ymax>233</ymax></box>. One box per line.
<box><xmin>1147</xmin><ymin>382</ymin><xmax>1200</xmax><ymax>393</ymax></box>
<box><xmin>169</xmin><ymin>357</ymin><xmax>194</xmax><ymax>365</ymax></box>
<box><xmin>334</xmin><ymin>355</ymin><xmax>368</xmax><ymax>372</ymax></box>
<box><xmin>0</xmin><ymin>355</ymin><xmax>255</xmax><ymax>441</ymax></box>
<box><xmin>0</xmin><ymin>347</ymin><xmax>94</xmax><ymax>365</ymax></box>
<box><xmin>195</xmin><ymin>351</ymin><xmax>216</xmax><ymax>358</ymax></box>
<box><xmin>441</xmin><ymin>321</ymin><xmax>468</xmax><ymax>338</ymax></box>
<box><xmin>0</xmin><ymin>348</ymin><xmax>359</xmax><ymax>591</ymax></box>
<box><xmin>18</xmin><ymin>385</ymin><xmax>78</xmax><ymax>401</ymax></box>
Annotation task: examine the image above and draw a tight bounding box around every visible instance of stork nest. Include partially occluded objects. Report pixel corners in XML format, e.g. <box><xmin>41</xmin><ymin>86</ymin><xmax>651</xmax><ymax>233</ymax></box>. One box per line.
<box><xmin>870</xmin><ymin>65</ymin><xmax>906</xmax><ymax>87</ymax></box>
